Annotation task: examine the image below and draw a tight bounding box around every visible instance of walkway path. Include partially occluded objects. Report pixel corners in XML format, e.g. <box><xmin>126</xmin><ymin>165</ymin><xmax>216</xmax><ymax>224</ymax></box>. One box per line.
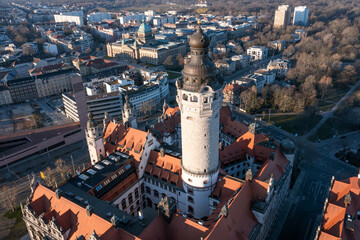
<box><xmin>304</xmin><ymin>80</ymin><xmax>360</xmax><ymax>139</ymax></box>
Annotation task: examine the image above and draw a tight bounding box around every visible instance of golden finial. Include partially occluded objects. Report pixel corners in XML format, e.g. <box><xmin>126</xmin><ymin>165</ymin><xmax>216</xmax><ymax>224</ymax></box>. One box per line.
<box><xmin>197</xmin><ymin>19</ymin><xmax>201</xmax><ymax>26</ymax></box>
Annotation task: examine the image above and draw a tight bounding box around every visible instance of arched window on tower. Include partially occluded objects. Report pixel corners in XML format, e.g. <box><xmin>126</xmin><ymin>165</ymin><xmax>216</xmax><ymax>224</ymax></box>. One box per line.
<box><xmin>191</xmin><ymin>95</ymin><xmax>198</xmax><ymax>102</ymax></box>
<box><xmin>183</xmin><ymin>94</ymin><xmax>188</xmax><ymax>101</ymax></box>
<box><xmin>188</xmin><ymin>205</ymin><xmax>194</xmax><ymax>214</ymax></box>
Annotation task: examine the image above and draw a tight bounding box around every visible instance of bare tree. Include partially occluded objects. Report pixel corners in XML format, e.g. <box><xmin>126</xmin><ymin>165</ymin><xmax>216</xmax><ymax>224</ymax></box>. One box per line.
<box><xmin>1</xmin><ymin>186</ymin><xmax>17</xmax><ymax>212</ymax></box>
<box><xmin>55</xmin><ymin>158</ymin><xmax>71</xmax><ymax>182</ymax></box>
<box><xmin>318</xmin><ymin>76</ymin><xmax>333</xmax><ymax>98</ymax></box>
<box><xmin>43</xmin><ymin>167</ymin><xmax>57</xmax><ymax>188</ymax></box>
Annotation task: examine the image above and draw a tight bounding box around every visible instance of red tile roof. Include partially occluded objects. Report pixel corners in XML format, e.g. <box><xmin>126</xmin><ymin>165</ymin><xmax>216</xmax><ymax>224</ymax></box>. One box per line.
<box><xmin>220</xmin><ymin>106</ymin><xmax>248</xmax><ymax>139</ymax></box>
<box><xmin>145</xmin><ymin>150</ymin><xmax>183</xmax><ymax>188</ymax></box>
<box><xmin>29</xmin><ymin>184</ymin><xmax>138</xmax><ymax>240</ymax></box>
<box><xmin>205</xmin><ymin>179</ymin><xmax>268</xmax><ymax>239</ymax></box>
<box><xmin>318</xmin><ymin>173</ymin><xmax>360</xmax><ymax>240</ymax></box>
<box><xmin>104</xmin><ymin>121</ymin><xmax>148</xmax><ymax>167</ymax></box>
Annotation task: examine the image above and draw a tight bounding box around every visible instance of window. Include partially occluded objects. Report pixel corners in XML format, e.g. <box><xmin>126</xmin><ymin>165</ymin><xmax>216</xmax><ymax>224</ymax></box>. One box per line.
<box><xmin>188</xmin><ymin>188</ymin><xmax>194</xmax><ymax>195</ymax></box>
<box><xmin>128</xmin><ymin>194</ymin><xmax>133</xmax><ymax>204</ymax></box>
<box><xmin>154</xmin><ymin>190</ymin><xmax>159</xmax><ymax>198</ymax></box>
<box><xmin>135</xmin><ymin>188</ymin><xmax>139</xmax><ymax>198</ymax></box>
<box><xmin>188</xmin><ymin>205</ymin><xmax>194</xmax><ymax>214</ymax></box>
<box><xmin>121</xmin><ymin>199</ymin><xmax>126</xmax><ymax>209</ymax></box>
<box><xmin>141</xmin><ymin>183</ymin><xmax>144</xmax><ymax>193</ymax></box>
<box><xmin>188</xmin><ymin>196</ymin><xmax>194</xmax><ymax>203</ymax></box>
<box><xmin>162</xmin><ymin>193</ymin><xmax>166</xmax><ymax>198</ymax></box>
<box><xmin>213</xmin><ymin>202</ymin><xmax>218</xmax><ymax>207</ymax></box>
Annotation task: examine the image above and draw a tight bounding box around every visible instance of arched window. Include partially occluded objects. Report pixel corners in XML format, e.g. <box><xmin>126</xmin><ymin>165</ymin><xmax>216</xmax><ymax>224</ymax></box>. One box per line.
<box><xmin>154</xmin><ymin>190</ymin><xmax>159</xmax><ymax>198</ymax></box>
<box><xmin>146</xmin><ymin>186</ymin><xmax>151</xmax><ymax>194</ymax></box>
<box><xmin>188</xmin><ymin>205</ymin><xmax>194</xmax><ymax>214</ymax></box>
<box><xmin>192</xmin><ymin>95</ymin><xmax>198</xmax><ymax>102</ymax></box>
<box><xmin>188</xmin><ymin>188</ymin><xmax>194</xmax><ymax>195</ymax></box>
<box><xmin>134</xmin><ymin>188</ymin><xmax>139</xmax><ymax>198</ymax></box>
<box><xmin>183</xmin><ymin>94</ymin><xmax>188</xmax><ymax>101</ymax></box>
<box><xmin>146</xmin><ymin>198</ymin><xmax>153</xmax><ymax>208</ymax></box>
<box><xmin>121</xmin><ymin>199</ymin><xmax>127</xmax><ymax>209</ymax></box>
<box><xmin>128</xmin><ymin>193</ymin><xmax>133</xmax><ymax>204</ymax></box>
<box><xmin>188</xmin><ymin>196</ymin><xmax>194</xmax><ymax>203</ymax></box>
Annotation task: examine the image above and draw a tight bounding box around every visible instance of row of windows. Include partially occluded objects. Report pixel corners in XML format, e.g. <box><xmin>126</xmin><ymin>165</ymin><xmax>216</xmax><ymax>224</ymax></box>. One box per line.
<box><xmin>144</xmin><ymin>176</ymin><xmax>177</xmax><ymax>193</ymax></box>
<box><xmin>121</xmin><ymin>184</ymin><xmax>144</xmax><ymax>209</ymax></box>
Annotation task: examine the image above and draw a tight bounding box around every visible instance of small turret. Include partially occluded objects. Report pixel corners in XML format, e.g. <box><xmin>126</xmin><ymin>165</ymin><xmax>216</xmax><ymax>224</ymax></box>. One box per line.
<box><xmin>157</xmin><ymin>196</ymin><xmax>176</xmax><ymax>223</ymax></box>
<box><xmin>122</xmin><ymin>94</ymin><xmax>137</xmax><ymax>129</ymax></box>
<box><xmin>102</xmin><ymin>112</ymin><xmax>110</xmax><ymax>134</ymax></box>
<box><xmin>87</xmin><ymin>112</ymin><xmax>97</xmax><ymax>129</ymax></box>
<box><xmin>85</xmin><ymin>112</ymin><xmax>105</xmax><ymax>165</ymax></box>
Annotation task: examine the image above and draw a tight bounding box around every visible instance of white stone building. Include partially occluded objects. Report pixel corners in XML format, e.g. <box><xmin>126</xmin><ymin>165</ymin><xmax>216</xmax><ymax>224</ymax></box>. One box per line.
<box><xmin>247</xmin><ymin>46</ymin><xmax>268</xmax><ymax>61</ymax></box>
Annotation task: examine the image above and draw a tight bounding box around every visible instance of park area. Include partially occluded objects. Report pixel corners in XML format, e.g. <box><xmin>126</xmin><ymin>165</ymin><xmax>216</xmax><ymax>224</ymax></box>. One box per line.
<box><xmin>269</xmin><ymin>114</ymin><xmax>323</xmax><ymax>136</ymax></box>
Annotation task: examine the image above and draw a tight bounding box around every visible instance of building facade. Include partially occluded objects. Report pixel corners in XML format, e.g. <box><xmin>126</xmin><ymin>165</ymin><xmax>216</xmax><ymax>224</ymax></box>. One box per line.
<box><xmin>247</xmin><ymin>46</ymin><xmax>268</xmax><ymax>61</ymax></box>
<box><xmin>293</xmin><ymin>6</ymin><xmax>309</xmax><ymax>26</ymax></box>
<box><xmin>107</xmin><ymin>22</ymin><xmax>186</xmax><ymax>65</ymax></box>
<box><xmin>274</xmin><ymin>5</ymin><xmax>291</xmax><ymax>28</ymax></box>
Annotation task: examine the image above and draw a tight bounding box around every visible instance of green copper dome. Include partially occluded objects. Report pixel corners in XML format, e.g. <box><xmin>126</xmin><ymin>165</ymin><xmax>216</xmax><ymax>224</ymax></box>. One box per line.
<box><xmin>138</xmin><ymin>22</ymin><xmax>151</xmax><ymax>34</ymax></box>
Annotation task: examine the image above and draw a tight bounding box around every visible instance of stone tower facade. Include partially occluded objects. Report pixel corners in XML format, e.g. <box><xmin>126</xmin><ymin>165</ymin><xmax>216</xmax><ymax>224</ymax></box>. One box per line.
<box><xmin>122</xmin><ymin>95</ymin><xmax>137</xmax><ymax>129</ymax></box>
<box><xmin>85</xmin><ymin>113</ymin><xmax>105</xmax><ymax>165</ymax></box>
<box><xmin>176</xmin><ymin>24</ymin><xmax>223</xmax><ymax>219</ymax></box>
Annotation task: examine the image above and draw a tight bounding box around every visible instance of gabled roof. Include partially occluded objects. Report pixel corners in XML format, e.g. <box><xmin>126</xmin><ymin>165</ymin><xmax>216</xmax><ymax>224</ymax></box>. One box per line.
<box><xmin>205</xmin><ymin>179</ymin><xmax>268</xmax><ymax>240</ymax></box>
<box><xmin>151</xmin><ymin>113</ymin><xmax>180</xmax><ymax>141</ymax></box>
<box><xmin>29</xmin><ymin>184</ymin><xmax>139</xmax><ymax>240</ymax></box>
<box><xmin>255</xmin><ymin>148</ymin><xmax>288</xmax><ymax>181</ymax></box>
<box><xmin>220</xmin><ymin>106</ymin><xmax>248</xmax><ymax>139</ymax></box>
<box><xmin>319</xmin><ymin>174</ymin><xmax>360</xmax><ymax>240</ymax></box>
<box><xmin>104</xmin><ymin>121</ymin><xmax>148</xmax><ymax>166</ymax></box>
<box><xmin>144</xmin><ymin>150</ymin><xmax>182</xmax><ymax>189</ymax></box>
<box><xmin>139</xmin><ymin>213</ymin><xmax>209</xmax><ymax>240</ymax></box>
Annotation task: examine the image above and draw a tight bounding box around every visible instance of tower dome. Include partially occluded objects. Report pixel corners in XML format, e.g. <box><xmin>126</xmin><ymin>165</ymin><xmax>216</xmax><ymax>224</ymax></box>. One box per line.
<box><xmin>138</xmin><ymin>21</ymin><xmax>151</xmax><ymax>34</ymax></box>
<box><xmin>181</xmin><ymin>25</ymin><xmax>221</xmax><ymax>92</ymax></box>
<box><xmin>189</xmin><ymin>27</ymin><xmax>210</xmax><ymax>49</ymax></box>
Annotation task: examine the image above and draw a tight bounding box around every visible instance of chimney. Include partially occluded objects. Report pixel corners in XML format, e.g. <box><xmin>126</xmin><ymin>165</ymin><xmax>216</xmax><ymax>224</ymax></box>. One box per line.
<box><xmin>245</xmin><ymin>169</ymin><xmax>253</xmax><ymax>181</ymax></box>
<box><xmin>157</xmin><ymin>196</ymin><xmax>176</xmax><ymax>223</ymax></box>
<box><xmin>86</xmin><ymin>204</ymin><xmax>94</xmax><ymax>217</ymax></box>
<box><xmin>219</xmin><ymin>203</ymin><xmax>228</xmax><ymax>218</ymax></box>
<box><xmin>160</xmin><ymin>147</ymin><xmax>165</xmax><ymax>157</ymax></box>
<box><xmin>55</xmin><ymin>189</ymin><xmax>63</xmax><ymax>200</ymax></box>
<box><xmin>344</xmin><ymin>193</ymin><xmax>351</xmax><ymax>207</ymax></box>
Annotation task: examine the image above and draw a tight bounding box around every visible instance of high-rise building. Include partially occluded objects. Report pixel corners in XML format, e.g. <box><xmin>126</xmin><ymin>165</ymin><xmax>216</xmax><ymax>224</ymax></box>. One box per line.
<box><xmin>293</xmin><ymin>6</ymin><xmax>309</xmax><ymax>26</ymax></box>
<box><xmin>274</xmin><ymin>5</ymin><xmax>291</xmax><ymax>27</ymax></box>
<box><xmin>176</xmin><ymin>25</ymin><xmax>223</xmax><ymax>219</ymax></box>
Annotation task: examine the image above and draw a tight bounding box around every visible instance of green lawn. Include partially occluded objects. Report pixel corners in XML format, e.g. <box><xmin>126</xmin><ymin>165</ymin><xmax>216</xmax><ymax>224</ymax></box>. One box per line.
<box><xmin>326</xmin><ymin>86</ymin><xmax>350</xmax><ymax>102</ymax></box>
<box><xmin>318</xmin><ymin>99</ymin><xmax>335</xmax><ymax>112</ymax></box>
<box><xmin>269</xmin><ymin>114</ymin><xmax>323</xmax><ymax>136</ymax></box>
<box><xmin>166</xmin><ymin>71</ymin><xmax>182</xmax><ymax>80</ymax></box>
<box><xmin>310</xmin><ymin>118</ymin><xmax>359</xmax><ymax>141</ymax></box>
<box><xmin>2</xmin><ymin>206</ymin><xmax>27</xmax><ymax>240</ymax></box>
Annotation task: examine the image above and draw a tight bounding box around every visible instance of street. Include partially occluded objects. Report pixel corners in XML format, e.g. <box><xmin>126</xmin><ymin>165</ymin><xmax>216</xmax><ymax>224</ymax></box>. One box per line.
<box><xmin>0</xmin><ymin>140</ymin><xmax>90</xmax><ymax>214</ymax></box>
<box><xmin>231</xmin><ymin>108</ymin><xmax>359</xmax><ymax>240</ymax></box>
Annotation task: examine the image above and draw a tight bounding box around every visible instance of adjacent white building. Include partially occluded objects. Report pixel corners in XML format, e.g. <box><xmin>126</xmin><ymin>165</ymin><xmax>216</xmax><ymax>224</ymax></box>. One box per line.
<box><xmin>293</xmin><ymin>6</ymin><xmax>309</xmax><ymax>26</ymax></box>
<box><xmin>54</xmin><ymin>12</ymin><xmax>84</xmax><ymax>26</ymax></box>
<box><xmin>247</xmin><ymin>46</ymin><xmax>268</xmax><ymax>61</ymax></box>
<box><xmin>87</xmin><ymin>12</ymin><xmax>112</xmax><ymax>23</ymax></box>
